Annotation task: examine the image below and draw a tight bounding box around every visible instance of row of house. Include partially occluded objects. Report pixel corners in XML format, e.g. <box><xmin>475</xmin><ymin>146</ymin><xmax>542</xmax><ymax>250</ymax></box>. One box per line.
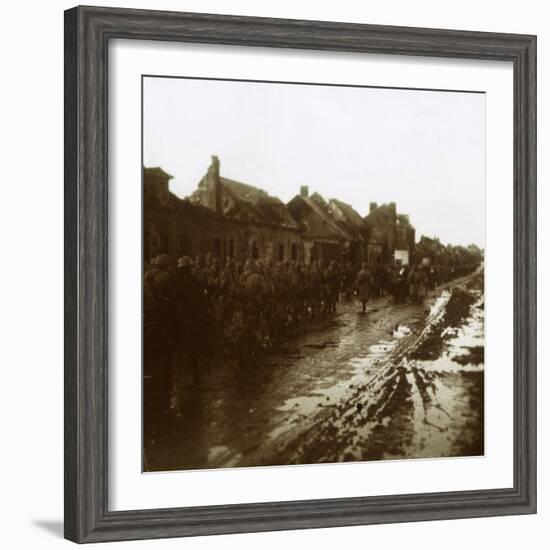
<box><xmin>144</xmin><ymin>156</ymin><xmax>416</xmax><ymax>266</ymax></box>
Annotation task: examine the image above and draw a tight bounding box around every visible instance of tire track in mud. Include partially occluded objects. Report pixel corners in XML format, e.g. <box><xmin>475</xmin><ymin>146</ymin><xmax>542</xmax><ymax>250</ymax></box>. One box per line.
<box><xmin>237</xmin><ymin>272</ymin><xmax>484</xmax><ymax>467</ymax></box>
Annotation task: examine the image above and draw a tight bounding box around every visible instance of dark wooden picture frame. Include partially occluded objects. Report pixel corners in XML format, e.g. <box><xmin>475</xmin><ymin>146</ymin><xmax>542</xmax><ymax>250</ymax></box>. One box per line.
<box><xmin>64</xmin><ymin>5</ymin><xmax>537</xmax><ymax>543</ymax></box>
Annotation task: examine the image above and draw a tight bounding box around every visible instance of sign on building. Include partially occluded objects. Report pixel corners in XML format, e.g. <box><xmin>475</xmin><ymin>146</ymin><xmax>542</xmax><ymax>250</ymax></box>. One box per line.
<box><xmin>394</xmin><ymin>249</ymin><xmax>409</xmax><ymax>266</ymax></box>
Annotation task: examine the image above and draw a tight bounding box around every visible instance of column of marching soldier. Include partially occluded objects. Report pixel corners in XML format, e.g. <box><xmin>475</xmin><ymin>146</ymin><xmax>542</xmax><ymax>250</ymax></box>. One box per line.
<box><xmin>143</xmin><ymin>253</ymin><xmax>479</xmax><ymax>415</ymax></box>
<box><xmin>144</xmin><ymin>253</ymin><xmax>479</xmax><ymax>356</ymax></box>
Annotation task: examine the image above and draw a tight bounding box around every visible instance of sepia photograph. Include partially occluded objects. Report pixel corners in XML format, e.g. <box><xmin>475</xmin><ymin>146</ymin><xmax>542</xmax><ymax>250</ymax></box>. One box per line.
<box><xmin>142</xmin><ymin>75</ymin><xmax>485</xmax><ymax>472</ymax></box>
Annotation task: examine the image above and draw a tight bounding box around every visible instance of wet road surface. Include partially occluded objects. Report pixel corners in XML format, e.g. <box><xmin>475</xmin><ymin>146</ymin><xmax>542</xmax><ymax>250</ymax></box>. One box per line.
<box><xmin>144</xmin><ymin>271</ymin><xmax>484</xmax><ymax>471</ymax></box>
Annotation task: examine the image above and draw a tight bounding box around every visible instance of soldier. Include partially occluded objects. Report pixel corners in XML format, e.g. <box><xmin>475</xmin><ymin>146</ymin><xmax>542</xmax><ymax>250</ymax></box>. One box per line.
<box><xmin>218</xmin><ymin>258</ymin><xmax>238</xmax><ymax>298</ymax></box>
<box><xmin>261</xmin><ymin>258</ymin><xmax>276</xmax><ymax>298</ymax></box>
<box><xmin>205</xmin><ymin>255</ymin><xmax>221</xmax><ymax>296</ymax></box>
<box><xmin>308</xmin><ymin>260</ymin><xmax>323</xmax><ymax>318</ymax></box>
<box><xmin>171</xmin><ymin>255</ymin><xmax>206</xmax><ymax>413</ymax></box>
<box><xmin>260</xmin><ymin>259</ymin><xmax>279</xmax><ymax>333</ymax></box>
<box><xmin>293</xmin><ymin>262</ymin><xmax>308</xmax><ymax>319</ymax></box>
<box><xmin>286</xmin><ymin>261</ymin><xmax>299</xmax><ymax>322</ymax></box>
<box><xmin>373</xmin><ymin>263</ymin><xmax>387</xmax><ymax>297</ymax></box>
<box><xmin>240</xmin><ymin>259</ymin><xmax>264</xmax><ymax>292</ymax></box>
<box><xmin>301</xmin><ymin>263</ymin><xmax>312</xmax><ymax>317</ymax></box>
<box><xmin>144</xmin><ymin>254</ymin><xmax>176</xmax><ymax>342</ymax></box>
<box><xmin>323</xmin><ymin>260</ymin><xmax>340</xmax><ymax>313</ymax></box>
<box><xmin>342</xmin><ymin>261</ymin><xmax>355</xmax><ymax>301</ymax></box>
<box><xmin>354</xmin><ymin>262</ymin><xmax>372</xmax><ymax>314</ymax></box>
<box><xmin>398</xmin><ymin>265</ymin><xmax>410</xmax><ymax>302</ymax></box>
<box><xmin>239</xmin><ymin>259</ymin><xmax>267</xmax><ymax>354</ymax></box>
<box><xmin>214</xmin><ymin>258</ymin><xmax>237</xmax><ymax>328</ymax></box>
<box><xmin>235</xmin><ymin>260</ymin><xmax>244</xmax><ymax>278</ymax></box>
<box><xmin>271</xmin><ymin>261</ymin><xmax>288</xmax><ymax>330</ymax></box>
<box><xmin>418</xmin><ymin>269</ymin><xmax>429</xmax><ymax>303</ymax></box>
<box><xmin>427</xmin><ymin>266</ymin><xmax>436</xmax><ymax>290</ymax></box>
<box><xmin>192</xmin><ymin>255</ymin><xmax>208</xmax><ymax>294</ymax></box>
<box><xmin>144</xmin><ymin>254</ymin><xmax>176</xmax><ymax>414</ymax></box>
<box><xmin>415</xmin><ymin>266</ymin><xmax>429</xmax><ymax>304</ymax></box>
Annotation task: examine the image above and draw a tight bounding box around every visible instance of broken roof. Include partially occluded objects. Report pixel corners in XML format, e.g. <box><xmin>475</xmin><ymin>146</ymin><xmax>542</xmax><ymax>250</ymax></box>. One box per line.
<box><xmin>288</xmin><ymin>192</ymin><xmax>355</xmax><ymax>241</ymax></box>
<box><xmin>189</xmin><ymin>173</ymin><xmax>300</xmax><ymax>229</ymax></box>
<box><xmin>364</xmin><ymin>203</ymin><xmax>396</xmax><ymax>226</ymax></box>
<box><xmin>328</xmin><ymin>199</ymin><xmax>368</xmax><ymax>241</ymax></box>
<box><xmin>219</xmin><ymin>177</ymin><xmax>299</xmax><ymax>229</ymax></box>
<box><xmin>329</xmin><ymin>199</ymin><xmax>366</xmax><ymax>228</ymax></box>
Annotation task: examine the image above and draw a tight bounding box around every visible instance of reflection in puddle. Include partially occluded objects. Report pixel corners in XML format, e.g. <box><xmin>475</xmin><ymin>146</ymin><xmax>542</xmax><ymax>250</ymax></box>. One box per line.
<box><xmin>393</xmin><ymin>325</ymin><xmax>412</xmax><ymax>339</ymax></box>
<box><xmin>270</xmin><ymin>321</ymin><xmax>417</xmax><ymax>441</ymax></box>
<box><xmin>158</xmin><ymin>279</ymin><xmax>485</xmax><ymax>470</ymax></box>
<box><xmin>416</xmin><ymin>295</ymin><xmax>484</xmax><ymax>374</ymax></box>
<box><xmin>429</xmin><ymin>290</ymin><xmax>451</xmax><ymax>318</ymax></box>
<box><xmin>267</xmin><ymin>287</ymin><xmax>484</xmax><ymax>461</ymax></box>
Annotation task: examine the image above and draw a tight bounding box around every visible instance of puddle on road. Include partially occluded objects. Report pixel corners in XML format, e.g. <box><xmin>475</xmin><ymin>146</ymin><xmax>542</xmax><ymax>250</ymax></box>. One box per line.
<box><xmin>269</xmin><ymin>321</ymin><xmax>415</xmax><ymax>441</ymax></box>
<box><xmin>393</xmin><ymin>325</ymin><xmax>412</xmax><ymax>339</ymax></box>
<box><xmin>429</xmin><ymin>290</ymin><xmax>451</xmax><ymax>318</ymax></box>
<box><xmin>268</xmin><ymin>286</ymin><xmax>484</xmax><ymax>460</ymax></box>
<box><xmin>192</xmin><ymin>282</ymin><xmax>485</xmax><ymax>468</ymax></box>
<box><xmin>416</xmin><ymin>295</ymin><xmax>484</xmax><ymax>374</ymax></box>
<box><xmin>373</xmin><ymin>293</ymin><xmax>484</xmax><ymax>460</ymax></box>
<box><xmin>304</xmin><ymin>340</ymin><xmax>339</xmax><ymax>350</ymax></box>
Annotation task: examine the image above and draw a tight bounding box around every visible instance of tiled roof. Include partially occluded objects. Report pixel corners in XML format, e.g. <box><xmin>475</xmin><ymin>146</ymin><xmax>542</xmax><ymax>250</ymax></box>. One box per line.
<box><xmin>288</xmin><ymin>193</ymin><xmax>355</xmax><ymax>241</ymax></box>
<box><xmin>220</xmin><ymin>177</ymin><xmax>272</xmax><ymax>202</ymax></box>
<box><xmin>328</xmin><ymin>199</ymin><xmax>367</xmax><ymax>241</ymax></box>
<box><xmin>219</xmin><ymin>177</ymin><xmax>299</xmax><ymax>229</ymax></box>
<box><xmin>329</xmin><ymin>199</ymin><xmax>366</xmax><ymax>228</ymax></box>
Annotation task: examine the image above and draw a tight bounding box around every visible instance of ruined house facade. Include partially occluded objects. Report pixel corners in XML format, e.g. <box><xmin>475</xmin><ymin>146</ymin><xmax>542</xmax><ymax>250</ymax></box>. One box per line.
<box><xmin>394</xmin><ymin>214</ymin><xmax>416</xmax><ymax>266</ymax></box>
<box><xmin>287</xmin><ymin>188</ymin><xmax>350</xmax><ymax>264</ymax></box>
<box><xmin>144</xmin><ymin>167</ymin><xmax>240</xmax><ymax>262</ymax></box>
<box><xmin>327</xmin><ymin>198</ymin><xmax>368</xmax><ymax>264</ymax></box>
<box><xmin>144</xmin><ymin>158</ymin><xmax>416</xmax><ymax>266</ymax></box>
<box><xmin>143</xmin><ymin>167</ymin><xmax>179</xmax><ymax>261</ymax></box>
<box><xmin>189</xmin><ymin>156</ymin><xmax>302</xmax><ymax>262</ymax></box>
<box><xmin>363</xmin><ymin>202</ymin><xmax>416</xmax><ymax>266</ymax></box>
<box><xmin>144</xmin><ymin>158</ymin><xmax>302</xmax><ymax>264</ymax></box>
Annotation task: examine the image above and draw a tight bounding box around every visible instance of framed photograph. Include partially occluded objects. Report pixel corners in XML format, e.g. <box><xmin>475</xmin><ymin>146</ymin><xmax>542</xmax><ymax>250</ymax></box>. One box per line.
<box><xmin>64</xmin><ymin>6</ymin><xmax>536</xmax><ymax>543</ymax></box>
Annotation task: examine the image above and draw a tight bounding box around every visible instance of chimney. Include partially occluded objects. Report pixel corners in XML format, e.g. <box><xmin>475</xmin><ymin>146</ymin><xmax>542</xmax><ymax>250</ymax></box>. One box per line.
<box><xmin>206</xmin><ymin>155</ymin><xmax>221</xmax><ymax>214</ymax></box>
<box><xmin>300</xmin><ymin>185</ymin><xmax>309</xmax><ymax>198</ymax></box>
<box><xmin>209</xmin><ymin>155</ymin><xmax>220</xmax><ymax>178</ymax></box>
<box><xmin>369</xmin><ymin>202</ymin><xmax>378</xmax><ymax>213</ymax></box>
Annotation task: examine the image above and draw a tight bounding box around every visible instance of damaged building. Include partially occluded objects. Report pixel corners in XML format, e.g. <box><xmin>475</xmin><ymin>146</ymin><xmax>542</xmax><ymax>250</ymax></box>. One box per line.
<box><xmin>144</xmin><ymin>157</ymin><xmax>302</xmax><ymax>263</ymax></box>
<box><xmin>189</xmin><ymin>156</ymin><xmax>302</xmax><ymax>262</ymax></box>
<box><xmin>327</xmin><ymin>198</ymin><xmax>368</xmax><ymax>264</ymax></box>
<box><xmin>144</xmin><ymin>158</ymin><xmax>416</xmax><ymax>267</ymax></box>
<box><xmin>144</xmin><ymin>166</ymin><xmax>241</xmax><ymax>262</ymax></box>
<box><xmin>363</xmin><ymin>202</ymin><xmax>416</xmax><ymax>265</ymax></box>
<box><xmin>287</xmin><ymin>187</ymin><xmax>357</xmax><ymax>264</ymax></box>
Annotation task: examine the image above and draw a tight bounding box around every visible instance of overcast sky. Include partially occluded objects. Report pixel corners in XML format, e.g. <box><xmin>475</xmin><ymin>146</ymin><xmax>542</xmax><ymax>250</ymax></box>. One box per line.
<box><xmin>143</xmin><ymin>76</ymin><xmax>485</xmax><ymax>247</ymax></box>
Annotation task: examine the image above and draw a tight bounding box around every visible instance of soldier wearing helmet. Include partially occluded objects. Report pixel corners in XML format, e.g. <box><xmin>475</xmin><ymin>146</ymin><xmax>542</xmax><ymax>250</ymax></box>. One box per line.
<box><xmin>177</xmin><ymin>255</ymin><xmax>193</xmax><ymax>268</ymax></box>
<box><xmin>144</xmin><ymin>254</ymin><xmax>176</xmax><ymax>322</ymax></box>
<box><xmin>240</xmin><ymin>259</ymin><xmax>264</xmax><ymax>292</ymax></box>
<box><xmin>354</xmin><ymin>261</ymin><xmax>373</xmax><ymax>314</ymax></box>
<box><xmin>321</xmin><ymin>260</ymin><xmax>340</xmax><ymax>313</ymax></box>
<box><xmin>143</xmin><ymin>254</ymin><xmax>177</xmax><ymax>416</ymax></box>
<box><xmin>171</xmin><ymin>255</ymin><xmax>206</xmax><ymax>413</ymax></box>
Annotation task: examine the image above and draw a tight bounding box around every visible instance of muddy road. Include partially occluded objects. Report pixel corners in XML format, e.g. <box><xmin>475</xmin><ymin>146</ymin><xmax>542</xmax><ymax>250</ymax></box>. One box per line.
<box><xmin>144</xmin><ymin>270</ymin><xmax>484</xmax><ymax>471</ymax></box>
